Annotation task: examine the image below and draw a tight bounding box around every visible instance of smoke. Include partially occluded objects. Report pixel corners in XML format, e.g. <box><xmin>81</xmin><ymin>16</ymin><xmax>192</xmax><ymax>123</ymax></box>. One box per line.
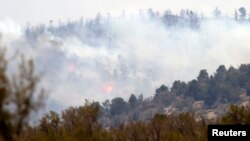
<box><xmin>1</xmin><ymin>14</ymin><xmax>250</xmax><ymax>111</ymax></box>
<box><xmin>0</xmin><ymin>19</ymin><xmax>22</xmax><ymax>46</ymax></box>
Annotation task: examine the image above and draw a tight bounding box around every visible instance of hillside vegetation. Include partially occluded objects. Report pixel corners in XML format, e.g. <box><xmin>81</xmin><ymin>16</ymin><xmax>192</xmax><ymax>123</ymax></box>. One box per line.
<box><xmin>1</xmin><ymin>7</ymin><xmax>250</xmax><ymax>141</ymax></box>
<box><xmin>18</xmin><ymin>103</ymin><xmax>250</xmax><ymax>141</ymax></box>
<box><xmin>98</xmin><ymin>64</ymin><xmax>250</xmax><ymax>127</ymax></box>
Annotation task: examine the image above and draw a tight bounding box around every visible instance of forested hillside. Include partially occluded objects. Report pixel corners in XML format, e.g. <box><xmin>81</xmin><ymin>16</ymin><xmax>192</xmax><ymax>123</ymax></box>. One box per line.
<box><xmin>99</xmin><ymin>64</ymin><xmax>250</xmax><ymax>127</ymax></box>
<box><xmin>17</xmin><ymin>64</ymin><xmax>250</xmax><ymax>141</ymax></box>
<box><xmin>1</xmin><ymin>6</ymin><xmax>250</xmax><ymax>141</ymax></box>
<box><xmin>1</xmin><ymin>44</ymin><xmax>250</xmax><ymax>141</ymax></box>
<box><xmin>19</xmin><ymin>6</ymin><xmax>250</xmax><ymax>108</ymax></box>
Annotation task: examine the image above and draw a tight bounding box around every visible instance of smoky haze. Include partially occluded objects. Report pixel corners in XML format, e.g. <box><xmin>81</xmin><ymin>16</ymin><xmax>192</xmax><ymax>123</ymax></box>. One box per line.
<box><xmin>1</xmin><ymin>9</ymin><xmax>250</xmax><ymax>111</ymax></box>
<box><xmin>0</xmin><ymin>0</ymin><xmax>250</xmax><ymax>25</ymax></box>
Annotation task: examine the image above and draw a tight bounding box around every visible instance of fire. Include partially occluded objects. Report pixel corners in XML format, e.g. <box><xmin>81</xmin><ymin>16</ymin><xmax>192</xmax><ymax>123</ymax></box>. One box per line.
<box><xmin>103</xmin><ymin>84</ymin><xmax>113</xmax><ymax>93</ymax></box>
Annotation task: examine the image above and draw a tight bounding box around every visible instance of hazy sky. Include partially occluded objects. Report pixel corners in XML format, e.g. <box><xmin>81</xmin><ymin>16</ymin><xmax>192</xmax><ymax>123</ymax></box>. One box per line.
<box><xmin>0</xmin><ymin>0</ymin><xmax>250</xmax><ymax>25</ymax></box>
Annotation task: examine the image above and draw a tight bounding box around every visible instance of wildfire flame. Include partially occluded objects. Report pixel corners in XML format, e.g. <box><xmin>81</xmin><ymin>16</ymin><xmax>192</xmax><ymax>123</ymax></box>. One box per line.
<box><xmin>103</xmin><ymin>84</ymin><xmax>113</xmax><ymax>93</ymax></box>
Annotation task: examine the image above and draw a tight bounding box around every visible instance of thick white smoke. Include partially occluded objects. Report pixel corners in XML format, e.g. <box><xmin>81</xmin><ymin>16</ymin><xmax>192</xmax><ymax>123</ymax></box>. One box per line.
<box><xmin>1</xmin><ymin>15</ymin><xmax>250</xmax><ymax>111</ymax></box>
